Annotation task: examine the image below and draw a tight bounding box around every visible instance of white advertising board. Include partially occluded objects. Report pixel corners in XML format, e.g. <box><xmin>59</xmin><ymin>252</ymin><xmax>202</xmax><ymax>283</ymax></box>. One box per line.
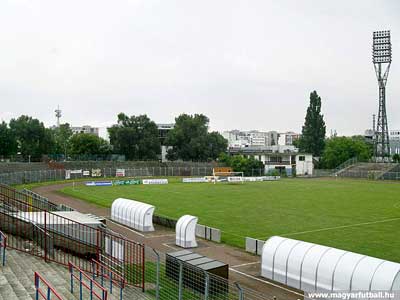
<box><xmin>116</xmin><ymin>169</ymin><xmax>125</xmax><ymax>177</ymax></box>
<box><xmin>227</xmin><ymin>177</ymin><xmax>244</xmax><ymax>182</ymax></box>
<box><xmin>182</xmin><ymin>177</ymin><xmax>207</xmax><ymax>183</ymax></box>
<box><xmin>142</xmin><ymin>179</ymin><xmax>168</xmax><ymax>185</ymax></box>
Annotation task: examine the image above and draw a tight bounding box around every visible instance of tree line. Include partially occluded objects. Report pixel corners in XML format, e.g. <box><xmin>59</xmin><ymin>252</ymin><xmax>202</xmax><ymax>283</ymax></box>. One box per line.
<box><xmin>0</xmin><ymin>113</ymin><xmax>228</xmax><ymax>162</ymax></box>
<box><xmin>0</xmin><ymin>91</ymin><xmax>382</xmax><ymax>169</ymax></box>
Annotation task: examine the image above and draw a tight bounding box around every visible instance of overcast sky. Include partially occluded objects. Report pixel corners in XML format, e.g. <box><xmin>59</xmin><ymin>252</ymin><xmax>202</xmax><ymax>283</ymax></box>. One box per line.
<box><xmin>0</xmin><ymin>0</ymin><xmax>399</xmax><ymax>138</ymax></box>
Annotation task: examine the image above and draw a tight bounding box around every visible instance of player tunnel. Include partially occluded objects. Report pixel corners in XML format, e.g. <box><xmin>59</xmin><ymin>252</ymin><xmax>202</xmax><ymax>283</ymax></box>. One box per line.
<box><xmin>111</xmin><ymin>198</ymin><xmax>155</xmax><ymax>232</ymax></box>
<box><xmin>261</xmin><ymin>236</ymin><xmax>400</xmax><ymax>293</ymax></box>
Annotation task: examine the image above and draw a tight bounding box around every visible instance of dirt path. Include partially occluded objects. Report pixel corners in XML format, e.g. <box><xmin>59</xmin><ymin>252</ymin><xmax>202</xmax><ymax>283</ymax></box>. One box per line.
<box><xmin>34</xmin><ymin>183</ymin><xmax>303</xmax><ymax>300</ymax></box>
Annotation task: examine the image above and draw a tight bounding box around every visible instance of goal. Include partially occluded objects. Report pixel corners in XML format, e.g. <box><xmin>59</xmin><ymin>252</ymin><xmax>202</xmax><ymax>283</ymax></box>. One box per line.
<box><xmin>212</xmin><ymin>168</ymin><xmax>244</xmax><ymax>184</ymax></box>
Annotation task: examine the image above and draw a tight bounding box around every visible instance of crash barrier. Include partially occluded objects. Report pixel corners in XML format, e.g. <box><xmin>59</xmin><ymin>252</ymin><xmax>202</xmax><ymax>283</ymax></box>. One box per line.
<box><xmin>111</xmin><ymin>198</ymin><xmax>155</xmax><ymax>232</ymax></box>
<box><xmin>69</xmin><ymin>261</ymin><xmax>108</xmax><ymax>300</ymax></box>
<box><xmin>0</xmin><ymin>184</ymin><xmax>145</xmax><ymax>290</ymax></box>
<box><xmin>34</xmin><ymin>272</ymin><xmax>64</xmax><ymax>300</ymax></box>
<box><xmin>245</xmin><ymin>237</ymin><xmax>265</xmax><ymax>255</ymax></box>
<box><xmin>0</xmin><ymin>230</ymin><xmax>7</xmax><ymax>266</ymax></box>
<box><xmin>176</xmin><ymin>215</ymin><xmax>198</xmax><ymax>248</ymax></box>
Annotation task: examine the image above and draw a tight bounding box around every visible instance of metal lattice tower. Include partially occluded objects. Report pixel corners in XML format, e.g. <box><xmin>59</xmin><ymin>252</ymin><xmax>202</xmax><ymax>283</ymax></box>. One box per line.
<box><xmin>55</xmin><ymin>105</ymin><xmax>62</xmax><ymax>127</ymax></box>
<box><xmin>372</xmin><ymin>30</ymin><xmax>392</xmax><ymax>160</ymax></box>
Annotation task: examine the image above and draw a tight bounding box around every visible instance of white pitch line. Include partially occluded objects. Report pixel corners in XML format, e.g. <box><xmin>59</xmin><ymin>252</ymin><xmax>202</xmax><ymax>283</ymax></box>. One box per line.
<box><xmin>162</xmin><ymin>243</ymin><xmax>179</xmax><ymax>250</ymax></box>
<box><xmin>231</xmin><ymin>261</ymin><xmax>260</xmax><ymax>268</ymax></box>
<box><xmin>229</xmin><ymin>268</ymin><xmax>304</xmax><ymax>297</ymax></box>
<box><xmin>281</xmin><ymin>217</ymin><xmax>400</xmax><ymax>237</ymax></box>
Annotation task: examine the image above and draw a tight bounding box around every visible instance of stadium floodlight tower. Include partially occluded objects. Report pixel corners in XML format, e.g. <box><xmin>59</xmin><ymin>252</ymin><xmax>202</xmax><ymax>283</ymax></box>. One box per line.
<box><xmin>372</xmin><ymin>30</ymin><xmax>392</xmax><ymax>161</ymax></box>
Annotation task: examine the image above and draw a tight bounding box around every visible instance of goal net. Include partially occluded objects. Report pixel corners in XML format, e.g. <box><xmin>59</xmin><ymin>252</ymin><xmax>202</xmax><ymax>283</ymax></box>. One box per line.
<box><xmin>212</xmin><ymin>168</ymin><xmax>244</xmax><ymax>184</ymax></box>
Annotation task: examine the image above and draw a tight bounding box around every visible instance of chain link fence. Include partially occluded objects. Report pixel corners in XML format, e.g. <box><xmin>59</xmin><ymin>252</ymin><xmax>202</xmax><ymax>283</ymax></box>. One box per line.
<box><xmin>138</xmin><ymin>247</ymin><xmax>269</xmax><ymax>300</ymax></box>
<box><xmin>0</xmin><ymin>167</ymin><xmax>216</xmax><ymax>186</ymax></box>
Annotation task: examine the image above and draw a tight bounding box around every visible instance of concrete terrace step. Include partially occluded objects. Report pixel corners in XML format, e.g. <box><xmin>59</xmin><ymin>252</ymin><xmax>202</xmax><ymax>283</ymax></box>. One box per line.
<box><xmin>337</xmin><ymin>162</ymin><xmax>398</xmax><ymax>178</ymax></box>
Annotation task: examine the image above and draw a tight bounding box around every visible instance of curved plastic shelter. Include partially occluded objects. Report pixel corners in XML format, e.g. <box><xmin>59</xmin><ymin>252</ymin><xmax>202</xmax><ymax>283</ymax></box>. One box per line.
<box><xmin>261</xmin><ymin>236</ymin><xmax>400</xmax><ymax>292</ymax></box>
<box><xmin>176</xmin><ymin>215</ymin><xmax>198</xmax><ymax>248</ymax></box>
<box><xmin>111</xmin><ymin>198</ymin><xmax>155</xmax><ymax>232</ymax></box>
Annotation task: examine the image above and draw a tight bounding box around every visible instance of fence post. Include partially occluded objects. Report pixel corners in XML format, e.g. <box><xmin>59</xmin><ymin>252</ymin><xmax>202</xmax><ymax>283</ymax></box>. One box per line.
<box><xmin>44</xmin><ymin>210</ymin><xmax>47</xmax><ymax>262</ymax></box>
<box><xmin>152</xmin><ymin>249</ymin><xmax>160</xmax><ymax>300</ymax></box>
<box><xmin>235</xmin><ymin>282</ymin><xmax>244</xmax><ymax>300</ymax></box>
<box><xmin>79</xmin><ymin>271</ymin><xmax>83</xmax><ymax>300</ymax></box>
<box><xmin>204</xmin><ymin>272</ymin><xmax>210</xmax><ymax>300</ymax></box>
<box><xmin>35</xmin><ymin>274</ymin><xmax>39</xmax><ymax>300</ymax></box>
<box><xmin>70</xmin><ymin>265</ymin><xmax>74</xmax><ymax>294</ymax></box>
<box><xmin>178</xmin><ymin>261</ymin><xmax>183</xmax><ymax>300</ymax></box>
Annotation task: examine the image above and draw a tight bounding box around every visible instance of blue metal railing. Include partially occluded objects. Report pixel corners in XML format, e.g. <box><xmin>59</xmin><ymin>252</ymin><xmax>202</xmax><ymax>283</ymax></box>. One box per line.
<box><xmin>34</xmin><ymin>272</ymin><xmax>63</xmax><ymax>300</ymax></box>
<box><xmin>0</xmin><ymin>230</ymin><xmax>6</xmax><ymax>266</ymax></box>
<box><xmin>91</xmin><ymin>259</ymin><xmax>125</xmax><ymax>300</ymax></box>
<box><xmin>69</xmin><ymin>261</ymin><xmax>108</xmax><ymax>300</ymax></box>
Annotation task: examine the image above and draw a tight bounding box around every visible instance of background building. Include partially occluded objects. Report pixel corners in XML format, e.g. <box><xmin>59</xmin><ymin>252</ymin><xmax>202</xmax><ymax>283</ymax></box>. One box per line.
<box><xmin>228</xmin><ymin>146</ymin><xmax>313</xmax><ymax>176</ymax></box>
<box><xmin>222</xmin><ymin>130</ymin><xmax>279</xmax><ymax>148</ymax></box>
<box><xmin>71</xmin><ymin>125</ymin><xmax>99</xmax><ymax>136</ymax></box>
<box><xmin>157</xmin><ymin>123</ymin><xmax>174</xmax><ymax>145</ymax></box>
<box><xmin>390</xmin><ymin>130</ymin><xmax>400</xmax><ymax>155</ymax></box>
<box><xmin>278</xmin><ymin>131</ymin><xmax>301</xmax><ymax>146</ymax></box>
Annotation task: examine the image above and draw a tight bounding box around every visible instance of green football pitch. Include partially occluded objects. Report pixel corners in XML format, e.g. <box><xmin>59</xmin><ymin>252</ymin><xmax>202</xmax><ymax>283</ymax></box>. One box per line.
<box><xmin>59</xmin><ymin>178</ymin><xmax>400</xmax><ymax>262</ymax></box>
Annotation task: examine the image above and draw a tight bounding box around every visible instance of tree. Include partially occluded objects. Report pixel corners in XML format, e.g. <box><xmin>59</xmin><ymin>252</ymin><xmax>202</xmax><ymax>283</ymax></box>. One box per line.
<box><xmin>298</xmin><ymin>91</ymin><xmax>326</xmax><ymax>157</ymax></box>
<box><xmin>0</xmin><ymin>121</ymin><xmax>17</xmax><ymax>157</ymax></box>
<box><xmin>69</xmin><ymin>133</ymin><xmax>110</xmax><ymax>156</ymax></box>
<box><xmin>52</xmin><ymin>123</ymin><xmax>73</xmax><ymax>156</ymax></box>
<box><xmin>9</xmin><ymin>115</ymin><xmax>55</xmax><ymax>160</ymax></box>
<box><xmin>320</xmin><ymin>136</ymin><xmax>372</xmax><ymax>169</ymax></box>
<box><xmin>219</xmin><ymin>153</ymin><xmax>264</xmax><ymax>176</ymax></box>
<box><xmin>165</xmin><ymin>114</ymin><xmax>227</xmax><ymax>161</ymax></box>
<box><xmin>393</xmin><ymin>153</ymin><xmax>400</xmax><ymax>163</ymax></box>
<box><xmin>108</xmin><ymin>113</ymin><xmax>160</xmax><ymax>160</ymax></box>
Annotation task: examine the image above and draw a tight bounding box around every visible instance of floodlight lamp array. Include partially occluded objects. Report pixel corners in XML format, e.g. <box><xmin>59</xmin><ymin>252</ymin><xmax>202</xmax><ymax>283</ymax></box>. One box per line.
<box><xmin>372</xmin><ymin>30</ymin><xmax>392</xmax><ymax>63</ymax></box>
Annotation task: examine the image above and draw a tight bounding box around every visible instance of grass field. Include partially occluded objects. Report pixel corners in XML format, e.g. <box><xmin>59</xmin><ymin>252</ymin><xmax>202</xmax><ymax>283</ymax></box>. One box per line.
<box><xmin>59</xmin><ymin>178</ymin><xmax>400</xmax><ymax>262</ymax></box>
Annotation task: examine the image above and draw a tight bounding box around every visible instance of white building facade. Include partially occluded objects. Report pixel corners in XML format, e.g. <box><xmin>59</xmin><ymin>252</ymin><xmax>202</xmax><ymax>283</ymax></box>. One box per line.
<box><xmin>228</xmin><ymin>146</ymin><xmax>313</xmax><ymax>176</ymax></box>
<box><xmin>222</xmin><ymin>130</ymin><xmax>279</xmax><ymax>148</ymax></box>
<box><xmin>390</xmin><ymin>130</ymin><xmax>400</xmax><ymax>155</ymax></box>
<box><xmin>71</xmin><ymin>125</ymin><xmax>99</xmax><ymax>137</ymax></box>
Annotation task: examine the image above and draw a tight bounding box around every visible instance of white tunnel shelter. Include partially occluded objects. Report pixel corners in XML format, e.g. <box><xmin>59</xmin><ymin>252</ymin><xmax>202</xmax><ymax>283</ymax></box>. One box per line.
<box><xmin>262</xmin><ymin>236</ymin><xmax>400</xmax><ymax>293</ymax></box>
<box><xmin>176</xmin><ymin>215</ymin><xmax>198</xmax><ymax>248</ymax></box>
<box><xmin>111</xmin><ymin>198</ymin><xmax>155</xmax><ymax>232</ymax></box>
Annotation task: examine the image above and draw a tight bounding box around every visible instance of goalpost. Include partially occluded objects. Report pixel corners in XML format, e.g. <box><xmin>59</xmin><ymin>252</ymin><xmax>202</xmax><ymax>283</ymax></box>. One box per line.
<box><xmin>212</xmin><ymin>168</ymin><xmax>244</xmax><ymax>184</ymax></box>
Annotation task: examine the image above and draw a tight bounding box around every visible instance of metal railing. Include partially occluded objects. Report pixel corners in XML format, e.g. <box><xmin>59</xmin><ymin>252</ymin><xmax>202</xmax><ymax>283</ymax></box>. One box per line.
<box><xmin>34</xmin><ymin>272</ymin><xmax>64</xmax><ymax>300</ymax></box>
<box><xmin>0</xmin><ymin>183</ymin><xmax>145</xmax><ymax>290</ymax></box>
<box><xmin>0</xmin><ymin>230</ymin><xmax>6</xmax><ymax>266</ymax></box>
<box><xmin>69</xmin><ymin>261</ymin><xmax>108</xmax><ymax>300</ymax></box>
<box><xmin>91</xmin><ymin>259</ymin><xmax>126</xmax><ymax>300</ymax></box>
<box><xmin>332</xmin><ymin>157</ymin><xmax>358</xmax><ymax>174</ymax></box>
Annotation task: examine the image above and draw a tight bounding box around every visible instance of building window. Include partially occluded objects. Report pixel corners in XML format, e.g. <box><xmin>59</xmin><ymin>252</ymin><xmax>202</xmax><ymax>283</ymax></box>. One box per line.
<box><xmin>299</xmin><ymin>156</ymin><xmax>305</xmax><ymax>161</ymax></box>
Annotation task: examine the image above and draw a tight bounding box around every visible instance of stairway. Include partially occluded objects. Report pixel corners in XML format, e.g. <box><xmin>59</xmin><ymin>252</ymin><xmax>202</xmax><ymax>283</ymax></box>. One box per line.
<box><xmin>0</xmin><ymin>248</ymin><xmax>149</xmax><ymax>300</ymax></box>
